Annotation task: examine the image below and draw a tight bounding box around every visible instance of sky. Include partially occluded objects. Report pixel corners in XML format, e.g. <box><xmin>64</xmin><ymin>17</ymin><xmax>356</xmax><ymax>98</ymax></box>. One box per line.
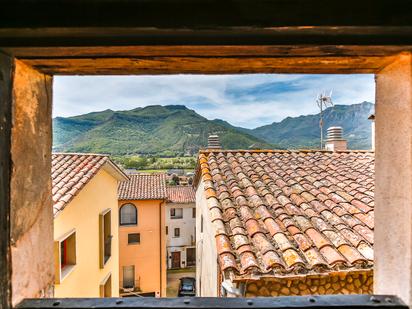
<box><xmin>53</xmin><ymin>74</ymin><xmax>375</xmax><ymax>129</ymax></box>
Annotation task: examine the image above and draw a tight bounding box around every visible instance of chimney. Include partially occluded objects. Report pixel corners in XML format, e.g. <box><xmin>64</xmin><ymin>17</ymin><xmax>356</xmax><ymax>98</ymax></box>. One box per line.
<box><xmin>324</xmin><ymin>126</ymin><xmax>347</xmax><ymax>151</ymax></box>
<box><xmin>368</xmin><ymin>114</ymin><xmax>375</xmax><ymax>151</ymax></box>
<box><xmin>207</xmin><ymin>134</ymin><xmax>222</xmax><ymax>149</ymax></box>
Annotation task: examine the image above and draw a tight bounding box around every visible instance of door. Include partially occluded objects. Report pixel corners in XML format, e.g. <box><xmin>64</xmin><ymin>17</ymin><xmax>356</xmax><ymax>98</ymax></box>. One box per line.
<box><xmin>123</xmin><ymin>265</ymin><xmax>135</xmax><ymax>288</ymax></box>
<box><xmin>186</xmin><ymin>248</ymin><xmax>196</xmax><ymax>267</ymax></box>
<box><xmin>171</xmin><ymin>251</ymin><xmax>181</xmax><ymax>268</ymax></box>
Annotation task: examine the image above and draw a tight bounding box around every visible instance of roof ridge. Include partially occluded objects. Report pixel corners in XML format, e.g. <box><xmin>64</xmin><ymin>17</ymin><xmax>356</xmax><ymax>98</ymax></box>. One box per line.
<box><xmin>199</xmin><ymin>149</ymin><xmax>374</xmax><ymax>154</ymax></box>
<box><xmin>53</xmin><ymin>152</ymin><xmax>109</xmax><ymax>157</ymax></box>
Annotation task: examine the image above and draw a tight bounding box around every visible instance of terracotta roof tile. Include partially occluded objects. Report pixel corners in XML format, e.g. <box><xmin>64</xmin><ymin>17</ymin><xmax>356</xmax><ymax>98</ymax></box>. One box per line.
<box><xmin>196</xmin><ymin>150</ymin><xmax>374</xmax><ymax>278</ymax></box>
<box><xmin>166</xmin><ymin>186</ymin><xmax>195</xmax><ymax>203</ymax></box>
<box><xmin>52</xmin><ymin>153</ymin><xmax>116</xmax><ymax>216</ymax></box>
<box><xmin>118</xmin><ymin>173</ymin><xmax>167</xmax><ymax>200</ymax></box>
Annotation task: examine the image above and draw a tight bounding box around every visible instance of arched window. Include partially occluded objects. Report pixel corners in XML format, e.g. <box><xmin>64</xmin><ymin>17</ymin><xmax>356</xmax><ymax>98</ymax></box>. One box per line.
<box><xmin>119</xmin><ymin>203</ymin><xmax>137</xmax><ymax>226</ymax></box>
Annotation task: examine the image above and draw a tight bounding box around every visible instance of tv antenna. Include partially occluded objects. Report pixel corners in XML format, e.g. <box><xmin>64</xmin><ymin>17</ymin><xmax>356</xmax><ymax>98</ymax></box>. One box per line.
<box><xmin>316</xmin><ymin>91</ymin><xmax>334</xmax><ymax>149</ymax></box>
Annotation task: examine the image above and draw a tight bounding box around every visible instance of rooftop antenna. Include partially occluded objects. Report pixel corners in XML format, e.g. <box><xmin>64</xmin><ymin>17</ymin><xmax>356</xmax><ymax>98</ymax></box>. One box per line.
<box><xmin>316</xmin><ymin>90</ymin><xmax>334</xmax><ymax>149</ymax></box>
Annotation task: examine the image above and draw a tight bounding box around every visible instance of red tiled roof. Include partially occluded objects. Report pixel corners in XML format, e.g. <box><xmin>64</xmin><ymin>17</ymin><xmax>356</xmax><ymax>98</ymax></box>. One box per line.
<box><xmin>197</xmin><ymin>150</ymin><xmax>374</xmax><ymax>279</ymax></box>
<box><xmin>167</xmin><ymin>186</ymin><xmax>196</xmax><ymax>203</ymax></box>
<box><xmin>118</xmin><ymin>173</ymin><xmax>167</xmax><ymax>200</ymax></box>
<box><xmin>52</xmin><ymin>153</ymin><xmax>120</xmax><ymax>217</ymax></box>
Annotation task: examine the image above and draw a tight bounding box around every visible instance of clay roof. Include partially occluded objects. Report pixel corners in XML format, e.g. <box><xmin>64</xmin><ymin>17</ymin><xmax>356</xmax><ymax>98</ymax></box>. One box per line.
<box><xmin>118</xmin><ymin>173</ymin><xmax>167</xmax><ymax>200</ymax></box>
<box><xmin>196</xmin><ymin>150</ymin><xmax>374</xmax><ymax>279</ymax></box>
<box><xmin>167</xmin><ymin>186</ymin><xmax>196</xmax><ymax>203</ymax></box>
<box><xmin>52</xmin><ymin>153</ymin><xmax>127</xmax><ymax>217</ymax></box>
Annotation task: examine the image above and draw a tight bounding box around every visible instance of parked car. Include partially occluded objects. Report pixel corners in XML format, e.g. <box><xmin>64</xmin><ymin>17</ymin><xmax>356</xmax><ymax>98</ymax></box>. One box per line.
<box><xmin>178</xmin><ymin>277</ymin><xmax>196</xmax><ymax>297</ymax></box>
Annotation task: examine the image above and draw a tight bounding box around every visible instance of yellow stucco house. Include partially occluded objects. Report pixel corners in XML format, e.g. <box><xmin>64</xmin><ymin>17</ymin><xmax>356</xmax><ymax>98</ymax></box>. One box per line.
<box><xmin>52</xmin><ymin>153</ymin><xmax>128</xmax><ymax>297</ymax></box>
<box><xmin>118</xmin><ymin>174</ymin><xmax>167</xmax><ymax>297</ymax></box>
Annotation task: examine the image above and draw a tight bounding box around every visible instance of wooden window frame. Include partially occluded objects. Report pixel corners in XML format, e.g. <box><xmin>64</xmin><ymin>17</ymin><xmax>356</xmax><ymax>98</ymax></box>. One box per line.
<box><xmin>2</xmin><ymin>9</ymin><xmax>412</xmax><ymax>305</ymax></box>
<box><xmin>54</xmin><ymin>229</ymin><xmax>76</xmax><ymax>284</ymax></box>
<box><xmin>99</xmin><ymin>209</ymin><xmax>112</xmax><ymax>269</ymax></box>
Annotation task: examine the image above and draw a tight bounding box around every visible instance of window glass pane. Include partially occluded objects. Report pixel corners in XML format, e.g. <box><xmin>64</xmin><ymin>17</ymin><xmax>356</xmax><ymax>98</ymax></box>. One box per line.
<box><xmin>171</xmin><ymin>208</ymin><xmax>183</xmax><ymax>219</ymax></box>
<box><xmin>120</xmin><ymin>204</ymin><xmax>137</xmax><ymax>225</ymax></box>
<box><xmin>60</xmin><ymin>240</ymin><xmax>66</xmax><ymax>268</ymax></box>
<box><xmin>103</xmin><ymin>211</ymin><xmax>112</xmax><ymax>264</ymax></box>
<box><xmin>128</xmin><ymin>233</ymin><xmax>140</xmax><ymax>244</ymax></box>
<box><xmin>174</xmin><ymin>228</ymin><xmax>180</xmax><ymax>237</ymax></box>
<box><xmin>192</xmin><ymin>208</ymin><xmax>196</xmax><ymax>218</ymax></box>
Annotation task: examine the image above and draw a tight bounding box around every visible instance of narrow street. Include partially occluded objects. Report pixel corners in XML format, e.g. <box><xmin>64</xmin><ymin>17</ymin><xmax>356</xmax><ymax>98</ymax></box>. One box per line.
<box><xmin>166</xmin><ymin>267</ymin><xmax>196</xmax><ymax>297</ymax></box>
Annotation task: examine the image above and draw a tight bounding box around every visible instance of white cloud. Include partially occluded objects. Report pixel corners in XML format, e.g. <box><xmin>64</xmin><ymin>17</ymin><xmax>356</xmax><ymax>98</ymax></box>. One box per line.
<box><xmin>53</xmin><ymin>74</ymin><xmax>375</xmax><ymax>128</ymax></box>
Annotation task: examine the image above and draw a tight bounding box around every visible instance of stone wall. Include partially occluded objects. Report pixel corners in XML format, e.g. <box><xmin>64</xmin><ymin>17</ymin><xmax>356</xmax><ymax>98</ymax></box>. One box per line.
<box><xmin>10</xmin><ymin>60</ymin><xmax>54</xmax><ymax>306</ymax></box>
<box><xmin>244</xmin><ymin>270</ymin><xmax>373</xmax><ymax>297</ymax></box>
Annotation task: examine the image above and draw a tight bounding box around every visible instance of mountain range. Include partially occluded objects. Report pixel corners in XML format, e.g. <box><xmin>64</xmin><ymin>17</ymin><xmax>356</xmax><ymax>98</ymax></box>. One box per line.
<box><xmin>53</xmin><ymin>102</ymin><xmax>374</xmax><ymax>156</ymax></box>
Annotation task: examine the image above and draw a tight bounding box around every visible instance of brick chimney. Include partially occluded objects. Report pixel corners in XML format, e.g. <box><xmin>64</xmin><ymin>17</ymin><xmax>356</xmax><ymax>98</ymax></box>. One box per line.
<box><xmin>368</xmin><ymin>114</ymin><xmax>375</xmax><ymax>151</ymax></box>
<box><xmin>207</xmin><ymin>134</ymin><xmax>222</xmax><ymax>149</ymax></box>
<box><xmin>324</xmin><ymin>126</ymin><xmax>347</xmax><ymax>151</ymax></box>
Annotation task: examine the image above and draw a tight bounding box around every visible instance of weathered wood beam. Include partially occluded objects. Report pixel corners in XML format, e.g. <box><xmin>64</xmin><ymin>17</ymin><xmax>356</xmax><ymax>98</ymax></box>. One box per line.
<box><xmin>2</xmin><ymin>27</ymin><xmax>412</xmax><ymax>47</ymax></box>
<box><xmin>4</xmin><ymin>45</ymin><xmax>412</xmax><ymax>59</ymax></box>
<box><xmin>21</xmin><ymin>55</ymin><xmax>398</xmax><ymax>75</ymax></box>
<box><xmin>0</xmin><ymin>52</ymin><xmax>13</xmax><ymax>309</ymax></box>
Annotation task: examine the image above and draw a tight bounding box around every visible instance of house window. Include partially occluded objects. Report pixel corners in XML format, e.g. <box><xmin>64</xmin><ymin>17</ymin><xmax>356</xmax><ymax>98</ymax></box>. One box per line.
<box><xmin>170</xmin><ymin>208</ymin><xmax>183</xmax><ymax>219</ymax></box>
<box><xmin>100</xmin><ymin>209</ymin><xmax>112</xmax><ymax>268</ymax></box>
<box><xmin>128</xmin><ymin>233</ymin><xmax>140</xmax><ymax>244</ymax></box>
<box><xmin>54</xmin><ymin>229</ymin><xmax>76</xmax><ymax>284</ymax></box>
<box><xmin>122</xmin><ymin>265</ymin><xmax>135</xmax><ymax>289</ymax></box>
<box><xmin>192</xmin><ymin>207</ymin><xmax>196</xmax><ymax>218</ymax></box>
<box><xmin>166</xmin><ymin>226</ymin><xmax>168</xmax><ymax>235</ymax></box>
<box><xmin>120</xmin><ymin>203</ymin><xmax>137</xmax><ymax>226</ymax></box>
<box><xmin>186</xmin><ymin>248</ymin><xmax>196</xmax><ymax>267</ymax></box>
<box><xmin>174</xmin><ymin>228</ymin><xmax>180</xmax><ymax>237</ymax></box>
<box><xmin>201</xmin><ymin>215</ymin><xmax>204</xmax><ymax>233</ymax></box>
<box><xmin>99</xmin><ymin>273</ymin><xmax>112</xmax><ymax>297</ymax></box>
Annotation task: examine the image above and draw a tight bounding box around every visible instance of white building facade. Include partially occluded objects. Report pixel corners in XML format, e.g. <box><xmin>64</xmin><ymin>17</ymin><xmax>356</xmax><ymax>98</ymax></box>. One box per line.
<box><xmin>166</xmin><ymin>186</ymin><xmax>196</xmax><ymax>269</ymax></box>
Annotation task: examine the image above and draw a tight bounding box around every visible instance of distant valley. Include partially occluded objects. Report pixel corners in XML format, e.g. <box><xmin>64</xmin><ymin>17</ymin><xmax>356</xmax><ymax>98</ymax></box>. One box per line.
<box><xmin>53</xmin><ymin>102</ymin><xmax>374</xmax><ymax>156</ymax></box>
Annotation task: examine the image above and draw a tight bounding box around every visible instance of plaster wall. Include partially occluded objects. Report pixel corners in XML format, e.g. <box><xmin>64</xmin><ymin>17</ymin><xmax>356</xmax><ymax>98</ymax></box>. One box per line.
<box><xmin>118</xmin><ymin>199</ymin><xmax>166</xmax><ymax>297</ymax></box>
<box><xmin>10</xmin><ymin>60</ymin><xmax>53</xmax><ymax>306</ymax></box>
<box><xmin>196</xmin><ymin>181</ymin><xmax>218</xmax><ymax>297</ymax></box>
<box><xmin>166</xmin><ymin>202</ymin><xmax>196</xmax><ymax>268</ymax></box>
<box><xmin>53</xmin><ymin>169</ymin><xmax>120</xmax><ymax>298</ymax></box>
<box><xmin>166</xmin><ymin>203</ymin><xmax>196</xmax><ymax>247</ymax></box>
<box><xmin>375</xmin><ymin>53</ymin><xmax>412</xmax><ymax>306</ymax></box>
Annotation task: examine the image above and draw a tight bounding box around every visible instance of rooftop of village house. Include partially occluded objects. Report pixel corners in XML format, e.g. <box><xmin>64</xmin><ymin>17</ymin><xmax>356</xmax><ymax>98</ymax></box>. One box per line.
<box><xmin>118</xmin><ymin>173</ymin><xmax>168</xmax><ymax>200</ymax></box>
<box><xmin>52</xmin><ymin>153</ymin><xmax>127</xmax><ymax>217</ymax></box>
<box><xmin>195</xmin><ymin>149</ymin><xmax>374</xmax><ymax>279</ymax></box>
<box><xmin>167</xmin><ymin>185</ymin><xmax>196</xmax><ymax>204</ymax></box>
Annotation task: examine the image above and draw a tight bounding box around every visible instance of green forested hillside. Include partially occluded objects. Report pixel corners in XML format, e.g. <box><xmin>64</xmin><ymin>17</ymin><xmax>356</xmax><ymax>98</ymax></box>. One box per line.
<box><xmin>53</xmin><ymin>102</ymin><xmax>374</xmax><ymax>156</ymax></box>
<box><xmin>53</xmin><ymin>105</ymin><xmax>272</xmax><ymax>156</ymax></box>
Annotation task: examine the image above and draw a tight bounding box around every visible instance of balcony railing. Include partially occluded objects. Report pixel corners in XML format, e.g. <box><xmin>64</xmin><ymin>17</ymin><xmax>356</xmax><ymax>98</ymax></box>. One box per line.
<box><xmin>18</xmin><ymin>295</ymin><xmax>406</xmax><ymax>309</ymax></box>
<box><xmin>120</xmin><ymin>279</ymin><xmax>141</xmax><ymax>292</ymax></box>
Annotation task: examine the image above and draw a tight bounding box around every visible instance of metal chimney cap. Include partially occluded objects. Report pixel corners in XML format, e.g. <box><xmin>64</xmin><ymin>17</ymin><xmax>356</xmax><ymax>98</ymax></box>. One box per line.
<box><xmin>326</xmin><ymin>126</ymin><xmax>344</xmax><ymax>141</ymax></box>
<box><xmin>327</xmin><ymin>126</ymin><xmax>343</xmax><ymax>131</ymax></box>
<box><xmin>207</xmin><ymin>134</ymin><xmax>222</xmax><ymax>149</ymax></box>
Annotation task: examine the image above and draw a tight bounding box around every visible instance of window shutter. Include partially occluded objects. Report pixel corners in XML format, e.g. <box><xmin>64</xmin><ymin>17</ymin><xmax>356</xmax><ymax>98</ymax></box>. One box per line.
<box><xmin>99</xmin><ymin>212</ymin><xmax>104</xmax><ymax>268</ymax></box>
